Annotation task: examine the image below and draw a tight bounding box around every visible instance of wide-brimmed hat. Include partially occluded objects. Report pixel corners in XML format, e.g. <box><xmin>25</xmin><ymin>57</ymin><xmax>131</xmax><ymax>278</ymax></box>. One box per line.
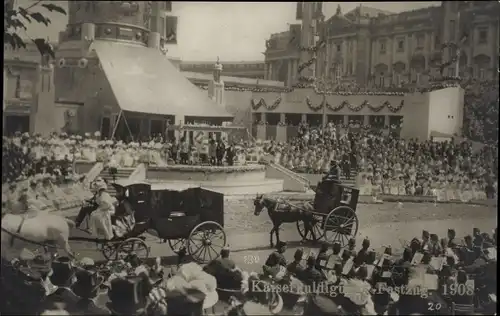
<box><xmin>50</xmin><ymin>256</ymin><xmax>76</xmax><ymax>287</ymax></box>
<box><xmin>73</xmin><ymin>267</ymin><xmax>105</xmax><ymax>299</ymax></box>
<box><xmin>107</xmin><ymin>276</ymin><xmax>147</xmax><ymax>315</ymax></box>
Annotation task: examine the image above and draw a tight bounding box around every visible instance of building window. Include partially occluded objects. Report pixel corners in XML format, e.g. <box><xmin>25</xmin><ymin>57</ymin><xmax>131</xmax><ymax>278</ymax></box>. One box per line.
<box><xmin>416</xmin><ymin>34</ymin><xmax>425</xmax><ymax>49</ymax></box>
<box><xmin>336</xmin><ymin>44</ymin><xmax>341</xmax><ymax>52</ymax></box>
<box><xmin>379</xmin><ymin>39</ymin><xmax>386</xmax><ymax>54</ymax></box>
<box><xmin>478</xmin><ymin>27</ymin><xmax>488</xmax><ymax>44</ymax></box>
<box><xmin>434</xmin><ymin>35</ymin><xmax>440</xmax><ymax>48</ymax></box>
<box><xmin>397</xmin><ymin>38</ymin><xmax>405</xmax><ymax>52</ymax></box>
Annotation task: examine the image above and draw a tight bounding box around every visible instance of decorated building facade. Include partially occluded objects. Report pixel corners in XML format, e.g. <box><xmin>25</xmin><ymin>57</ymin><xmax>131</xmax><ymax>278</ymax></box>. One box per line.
<box><xmin>251</xmin><ymin>2</ymin><xmax>466</xmax><ymax>142</ymax></box>
<box><xmin>264</xmin><ymin>1</ymin><xmax>500</xmax><ymax>87</ymax></box>
<box><xmin>180</xmin><ymin>61</ymin><xmax>265</xmax><ymax>79</ymax></box>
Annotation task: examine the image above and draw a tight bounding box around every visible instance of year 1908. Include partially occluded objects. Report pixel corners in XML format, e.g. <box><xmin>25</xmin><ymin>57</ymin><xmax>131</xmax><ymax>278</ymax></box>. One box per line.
<box><xmin>442</xmin><ymin>283</ymin><xmax>474</xmax><ymax>296</ymax></box>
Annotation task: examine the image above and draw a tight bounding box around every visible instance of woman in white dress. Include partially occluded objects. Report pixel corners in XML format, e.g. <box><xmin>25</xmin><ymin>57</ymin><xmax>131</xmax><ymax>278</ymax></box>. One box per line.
<box><xmin>122</xmin><ymin>146</ymin><xmax>135</xmax><ymax>168</ymax></box>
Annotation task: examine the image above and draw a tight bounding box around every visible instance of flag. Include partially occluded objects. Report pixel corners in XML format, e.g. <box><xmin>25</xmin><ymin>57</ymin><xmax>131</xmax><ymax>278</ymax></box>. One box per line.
<box><xmin>313</xmin><ymin>2</ymin><xmax>323</xmax><ymax>19</ymax></box>
<box><xmin>296</xmin><ymin>2</ymin><xmax>303</xmax><ymax>20</ymax></box>
<box><xmin>288</xmin><ymin>24</ymin><xmax>301</xmax><ymax>46</ymax></box>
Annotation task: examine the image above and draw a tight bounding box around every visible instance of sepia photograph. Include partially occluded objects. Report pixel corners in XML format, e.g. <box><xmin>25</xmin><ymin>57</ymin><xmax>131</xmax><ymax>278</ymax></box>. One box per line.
<box><xmin>2</xmin><ymin>1</ymin><xmax>498</xmax><ymax>315</ymax></box>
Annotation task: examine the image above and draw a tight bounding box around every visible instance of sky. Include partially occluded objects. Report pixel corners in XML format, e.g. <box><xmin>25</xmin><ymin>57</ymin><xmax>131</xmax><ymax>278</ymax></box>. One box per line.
<box><xmin>17</xmin><ymin>1</ymin><xmax>441</xmax><ymax>62</ymax></box>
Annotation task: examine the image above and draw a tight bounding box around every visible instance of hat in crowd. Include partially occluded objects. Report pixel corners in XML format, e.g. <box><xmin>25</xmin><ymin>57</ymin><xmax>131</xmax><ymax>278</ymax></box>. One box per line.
<box><xmin>50</xmin><ymin>257</ymin><xmax>75</xmax><ymax>287</ymax></box>
<box><xmin>277</xmin><ymin>241</ymin><xmax>287</xmax><ymax>250</ymax></box>
<box><xmin>422</xmin><ymin>230</ymin><xmax>430</xmax><ymax>239</ymax></box>
<box><xmin>73</xmin><ymin>266</ymin><xmax>104</xmax><ymax>299</ymax></box>
<box><xmin>20</xmin><ymin>253</ymin><xmax>53</xmax><ymax>280</ymax></box>
<box><xmin>107</xmin><ymin>276</ymin><xmax>147</xmax><ymax>315</ymax></box>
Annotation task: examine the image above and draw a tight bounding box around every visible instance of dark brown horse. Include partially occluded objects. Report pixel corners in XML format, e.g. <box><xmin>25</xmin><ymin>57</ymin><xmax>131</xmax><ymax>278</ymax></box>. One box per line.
<box><xmin>253</xmin><ymin>195</ymin><xmax>318</xmax><ymax>247</ymax></box>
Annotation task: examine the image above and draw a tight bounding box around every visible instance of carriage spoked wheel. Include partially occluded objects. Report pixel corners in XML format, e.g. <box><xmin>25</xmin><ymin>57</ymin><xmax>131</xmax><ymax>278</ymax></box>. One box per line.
<box><xmin>115</xmin><ymin>238</ymin><xmax>150</xmax><ymax>260</ymax></box>
<box><xmin>168</xmin><ymin>238</ymin><xmax>187</xmax><ymax>254</ymax></box>
<box><xmin>187</xmin><ymin>221</ymin><xmax>226</xmax><ymax>264</ymax></box>
<box><xmin>296</xmin><ymin>214</ymin><xmax>325</xmax><ymax>242</ymax></box>
<box><xmin>323</xmin><ymin>206</ymin><xmax>359</xmax><ymax>248</ymax></box>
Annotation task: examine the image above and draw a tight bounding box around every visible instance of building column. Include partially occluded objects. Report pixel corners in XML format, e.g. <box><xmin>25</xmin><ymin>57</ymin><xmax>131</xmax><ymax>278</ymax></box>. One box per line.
<box><xmin>343</xmin><ymin>115</ymin><xmax>348</xmax><ymax>125</ymax></box>
<box><xmin>384</xmin><ymin>115</ymin><xmax>390</xmax><ymax>128</ymax></box>
<box><xmin>269</xmin><ymin>63</ymin><xmax>274</xmax><ymax>80</ymax></box>
<box><xmin>264</xmin><ymin>63</ymin><xmax>269</xmax><ymax>80</ymax></box>
<box><xmin>363</xmin><ymin>115</ymin><xmax>369</xmax><ymax>126</ymax></box>
<box><xmin>287</xmin><ymin>60</ymin><xmax>293</xmax><ymax>87</ymax></box>
<box><xmin>301</xmin><ymin>114</ymin><xmax>307</xmax><ymax>123</ymax></box>
<box><xmin>280</xmin><ymin>113</ymin><xmax>286</xmax><ymax>123</ymax></box>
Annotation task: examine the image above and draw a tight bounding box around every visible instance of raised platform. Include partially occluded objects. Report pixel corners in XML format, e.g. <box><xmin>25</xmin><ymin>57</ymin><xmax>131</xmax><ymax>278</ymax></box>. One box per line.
<box><xmin>146</xmin><ymin>164</ymin><xmax>283</xmax><ymax>196</ymax></box>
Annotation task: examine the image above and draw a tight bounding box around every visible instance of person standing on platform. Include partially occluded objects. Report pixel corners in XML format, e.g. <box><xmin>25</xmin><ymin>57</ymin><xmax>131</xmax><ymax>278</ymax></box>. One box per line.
<box><xmin>226</xmin><ymin>144</ymin><xmax>235</xmax><ymax>166</ymax></box>
<box><xmin>216</xmin><ymin>139</ymin><xmax>226</xmax><ymax>166</ymax></box>
<box><xmin>209</xmin><ymin>139</ymin><xmax>217</xmax><ymax>166</ymax></box>
<box><xmin>179</xmin><ymin>137</ymin><xmax>189</xmax><ymax>165</ymax></box>
<box><xmin>171</xmin><ymin>138</ymin><xmax>178</xmax><ymax>164</ymax></box>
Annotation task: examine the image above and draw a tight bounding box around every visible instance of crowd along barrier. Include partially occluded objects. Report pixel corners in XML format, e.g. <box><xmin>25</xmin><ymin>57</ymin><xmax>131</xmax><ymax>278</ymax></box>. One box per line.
<box><xmin>357</xmin><ymin>173</ymin><xmax>490</xmax><ymax>202</ymax></box>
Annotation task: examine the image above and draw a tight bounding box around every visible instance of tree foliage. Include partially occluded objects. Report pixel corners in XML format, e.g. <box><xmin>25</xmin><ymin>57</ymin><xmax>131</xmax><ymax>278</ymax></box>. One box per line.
<box><xmin>4</xmin><ymin>1</ymin><xmax>67</xmax><ymax>59</ymax></box>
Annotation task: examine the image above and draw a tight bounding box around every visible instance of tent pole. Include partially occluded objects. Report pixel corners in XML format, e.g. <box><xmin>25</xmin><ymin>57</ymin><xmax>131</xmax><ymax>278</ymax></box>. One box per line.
<box><xmin>121</xmin><ymin>111</ymin><xmax>134</xmax><ymax>141</ymax></box>
<box><xmin>110</xmin><ymin>110</ymin><xmax>122</xmax><ymax>140</ymax></box>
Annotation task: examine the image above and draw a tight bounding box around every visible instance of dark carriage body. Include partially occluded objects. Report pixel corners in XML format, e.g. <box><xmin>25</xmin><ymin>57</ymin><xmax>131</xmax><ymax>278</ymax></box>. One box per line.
<box><xmin>312</xmin><ymin>179</ymin><xmax>360</xmax><ymax>235</ymax></box>
<box><xmin>112</xmin><ymin>180</ymin><xmax>224</xmax><ymax>240</ymax></box>
<box><xmin>313</xmin><ymin>179</ymin><xmax>359</xmax><ymax>214</ymax></box>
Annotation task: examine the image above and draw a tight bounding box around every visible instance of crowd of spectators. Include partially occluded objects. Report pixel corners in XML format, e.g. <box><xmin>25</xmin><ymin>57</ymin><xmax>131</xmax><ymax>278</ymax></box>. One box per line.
<box><xmin>462</xmin><ymin>79</ymin><xmax>499</xmax><ymax>144</ymax></box>
<box><xmin>264</xmin><ymin>121</ymin><xmax>497</xmax><ymax>199</ymax></box>
<box><xmin>2</xmin><ymin>133</ymin><xmax>92</xmax><ymax>212</ymax></box>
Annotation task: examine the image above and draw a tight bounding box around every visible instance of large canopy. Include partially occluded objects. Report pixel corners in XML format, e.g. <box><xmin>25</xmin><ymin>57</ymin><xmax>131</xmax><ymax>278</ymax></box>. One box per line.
<box><xmin>93</xmin><ymin>41</ymin><xmax>232</xmax><ymax>118</ymax></box>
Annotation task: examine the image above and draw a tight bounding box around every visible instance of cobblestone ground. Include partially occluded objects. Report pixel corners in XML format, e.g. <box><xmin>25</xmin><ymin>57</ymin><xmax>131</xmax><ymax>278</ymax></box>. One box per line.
<box><xmin>224</xmin><ymin>199</ymin><xmax>497</xmax><ymax>235</ymax></box>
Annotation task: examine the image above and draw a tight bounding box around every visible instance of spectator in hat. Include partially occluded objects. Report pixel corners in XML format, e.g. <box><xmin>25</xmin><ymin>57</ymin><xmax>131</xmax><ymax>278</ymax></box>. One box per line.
<box><xmin>287</xmin><ymin>248</ymin><xmax>306</xmax><ymax>280</ymax></box>
<box><xmin>44</xmin><ymin>257</ymin><xmax>81</xmax><ymax>312</ymax></box>
<box><xmin>303</xmin><ymin>256</ymin><xmax>325</xmax><ymax>287</ymax></box>
<box><xmin>203</xmin><ymin>246</ymin><xmax>242</xmax><ymax>291</ymax></box>
<box><xmin>263</xmin><ymin>241</ymin><xmax>287</xmax><ymax>277</ymax></box>
<box><xmin>316</xmin><ymin>243</ymin><xmax>329</xmax><ymax>270</ymax></box>
<box><xmin>447</xmin><ymin>229</ymin><xmax>458</xmax><ymax>248</ymax></box>
<box><xmin>107</xmin><ymin>277</ymin><xmax>148</xmax><ymax>315</ymax></box>
<box><xmin>421</xmin><ymin>230</ymin><xmax>430</xmax><ymax>251</ymax></box>
<box><xmin>72</xmin><ymin>266</ymin><xmax>108</xmax><ymax>314</ymax></box>
<box><xmin>354</xmin><ymin>238</ymin><xmax>370</xmax><ymax>267</ymax></box>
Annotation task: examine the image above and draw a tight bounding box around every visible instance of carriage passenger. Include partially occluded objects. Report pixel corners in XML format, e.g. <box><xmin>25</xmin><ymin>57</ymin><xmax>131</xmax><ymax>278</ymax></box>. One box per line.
<box><xmin>88</xmin><ymin>182</ymin><xmax>114</xmax><ymax>240</ymax></box>
<box><xmin>112</xmin><ymin>186</ymin><xmax>136</xmax><ymax>238</ymax></box>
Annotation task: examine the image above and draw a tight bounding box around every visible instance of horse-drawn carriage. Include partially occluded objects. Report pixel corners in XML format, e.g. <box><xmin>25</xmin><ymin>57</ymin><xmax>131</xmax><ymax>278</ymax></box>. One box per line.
<box><xmin>255</xmin><ymin>178</ymin><xmax>359</xmax><ymax>247</ymax></box>
<box><xmin>72</xmin><ymin>180</ymin><xmax>227</xmax><ymax>263</ymax></box>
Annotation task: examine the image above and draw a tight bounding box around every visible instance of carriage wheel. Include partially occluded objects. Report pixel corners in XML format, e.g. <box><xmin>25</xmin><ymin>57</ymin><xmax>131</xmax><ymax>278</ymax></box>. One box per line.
<box><xmin>323</xmin><ymin>206</ymin><xmax>359</xmax><ymax>247</ymax></box>
<box><xmin>116</xmin><ymin>238</ymin><xmax>150</xmax><ymax>260</ymax></box>
<box><xmin>296</xmin><ymin>214</ymin><xmax>325</xmax><ymax>242</ymax></box>
<box><xmin>187</xmin><ymin>221</ymin><xmax>226</xmax><ymax>264</ymax></box>
<box><xmin>168</xmin><ymin>238</ymin><xmax>187</xmax><ymax>254</ymax></box>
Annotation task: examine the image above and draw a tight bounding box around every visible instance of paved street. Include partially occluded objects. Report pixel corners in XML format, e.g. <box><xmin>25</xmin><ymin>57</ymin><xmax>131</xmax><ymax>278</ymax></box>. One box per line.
<box><xmin>66</xmin><ymin>200</ymin><xmax>496</xmax><ymax>265</ymax></box>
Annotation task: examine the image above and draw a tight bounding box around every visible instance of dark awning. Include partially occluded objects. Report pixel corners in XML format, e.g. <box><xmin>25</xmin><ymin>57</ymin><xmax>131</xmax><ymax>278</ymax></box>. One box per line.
<box><xmin>93</xmin><ymin>41</ymin><xmax>232</xmax><ymax>118</ymax></box>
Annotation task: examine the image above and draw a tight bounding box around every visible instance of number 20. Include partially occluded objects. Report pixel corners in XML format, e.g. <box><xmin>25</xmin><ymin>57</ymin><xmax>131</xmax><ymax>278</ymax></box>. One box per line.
<box><xmin>428</xmin><ymin>303</ymin><xmax>442</xmax><ymax>311</ymax></box>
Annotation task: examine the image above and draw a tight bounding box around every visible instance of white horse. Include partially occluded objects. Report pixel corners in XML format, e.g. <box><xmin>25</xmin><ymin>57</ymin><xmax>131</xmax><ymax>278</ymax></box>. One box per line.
<box><xmin>1</xmin><ymin>213</ymin><xmax>75</xmax><ymax>260</ymax></box>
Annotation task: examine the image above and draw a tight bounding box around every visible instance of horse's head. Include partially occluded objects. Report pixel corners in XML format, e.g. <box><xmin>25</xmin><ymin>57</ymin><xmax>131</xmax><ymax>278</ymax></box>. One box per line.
<box><xmin>253</xmin><ymin>194</ymin><xmax>265</xmax><ymax>216</ymax></box>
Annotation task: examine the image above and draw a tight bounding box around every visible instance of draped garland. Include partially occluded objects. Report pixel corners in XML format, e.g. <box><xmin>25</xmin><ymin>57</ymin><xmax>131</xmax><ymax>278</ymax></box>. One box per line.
<box><xmin>306</xmin><ymin>96</ymin><xmax>323</xmax><ymax>112</ymax></box>
<box><xmin>321</xmin><ymin>99</ymin><xmax>405</xmax><ymax>113</ymax></box>
<box><xmin>251</xmin><ymin>96</ymin><xmax>282</xmax><ymax>111</ymax></box>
